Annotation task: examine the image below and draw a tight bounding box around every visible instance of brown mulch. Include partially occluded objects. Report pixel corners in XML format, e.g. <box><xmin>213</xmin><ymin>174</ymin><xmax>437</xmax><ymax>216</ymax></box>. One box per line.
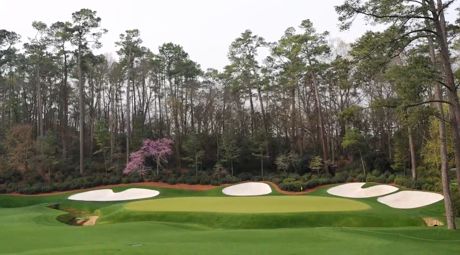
<box><xmin>8</xmin><ymin>182</ymin><xmax>220</xmax><ymax>197</ymax></box>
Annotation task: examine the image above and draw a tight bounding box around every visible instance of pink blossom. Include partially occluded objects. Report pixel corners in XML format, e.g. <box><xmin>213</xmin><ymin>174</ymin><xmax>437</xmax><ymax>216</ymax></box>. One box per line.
<box><xmin>142</xmin><ymin>138</ymin><xmax>174</xmax><ymax>161</ymax></box>
<box><xmin>123</xmin><ymin>150</ymin><xmax>146</xmax><ymax>175</ymax></box>
<box><xmin>123</xmin><ymin>138</ymin><xmax>174</xmax><ymax>175</ymax></box>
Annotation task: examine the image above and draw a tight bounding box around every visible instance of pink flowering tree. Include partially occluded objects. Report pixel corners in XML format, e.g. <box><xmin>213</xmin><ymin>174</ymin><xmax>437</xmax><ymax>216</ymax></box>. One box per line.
<box><xmin>142</xmin><ymin>138</ymin><xmax>174</xmax><ymax>175</ymax></box>
<box><xmin>123</xmin><ymin>150</ymin><xmax>146</xmax><ymax>176</ymax></box>
<box><xmin>123</xmin><ymin>138</ymin><xmax>174</xmax><ymax>176</ymax></box>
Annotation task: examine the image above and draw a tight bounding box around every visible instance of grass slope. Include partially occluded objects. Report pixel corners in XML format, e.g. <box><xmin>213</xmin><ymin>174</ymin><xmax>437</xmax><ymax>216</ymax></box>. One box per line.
<box><xmin>0</xmin><ymin>183</ymin><xmax>459</xmax><ymax>254</ymax></box>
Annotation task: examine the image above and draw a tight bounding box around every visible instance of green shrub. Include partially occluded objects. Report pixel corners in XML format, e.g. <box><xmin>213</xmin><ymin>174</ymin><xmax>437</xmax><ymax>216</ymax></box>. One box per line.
<box><xmin>331</xmin><ymin>172</ymin><xmax>348</xmax><ymax>183</ymax></box>
<box><xmin>282</xmin><ymin>177</ymin><xmax>296</xmax><ymax>184</ymax></box>
<box><xmin>166</xmin><ymin>177</ymin><xmax>177</xmax><ymax>185</ymax></box>
<box><xmin>199</xmin><ymin>175</ymin><xmax>211</xmax><ymax>185</ymax></box>
<box><xmin>452</xmin><ymin>188</ymin><xmax>460</xmax><ymax>217</ymax></box>
<box><xmin>304</xmin><ymin>179</ymin><xmax>319</xmax><ymax>189</ymax></box>
<box><xmin>356</xmin><ymin>174</ymin><xmax>366</xmax><ymax>182</ymax></box>
<box><xmin>386</xmin><ymin>174</ymin><xmax>395</xmax><ymax>183</ymax></box>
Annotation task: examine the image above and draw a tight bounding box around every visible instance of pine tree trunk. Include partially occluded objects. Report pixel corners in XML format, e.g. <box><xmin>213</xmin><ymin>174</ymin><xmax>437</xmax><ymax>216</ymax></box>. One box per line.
<box><xmin>407</xmin><ymin>126</ymin><xmax>417</xmax><ymax>180</ymax></box>
<box><xmin>427</xmin><ymin>29</ymin><xmax>457</xmax><ymax>229</ymax></box>
<box><xmin>126</xmin><ymin>53</ymin><xmax>131</xmax><ymax>165</ymax></box>
<box><xmin>248</xmin><ymin>87</ymin><xmax>255</xmax><ymax>135</ymax></box>
<box><xmin>78</xmin><ymin>45</ymin><xmax>84</xmax><ymax>175</ymax></box>
<box><xmin>61</xmin><ymin>52</ymin><xmax>68</xmax><ymax>160</ymax></box>
<box><xmin>313</xmin><ymin>75</ymin><xmax>328</xmax><ymax>163</ymax></box>
<box><xmin>435</xmin><ymin>83</ymin><xmax>457</xmax><ymax>230</ymax></box>
<box><xmin>430</xmin><ymin>0</ymin><xmax>460</xmax><ymax>195</ymax></box>
<box><xmin>359</xmin><ymin>150</ymin><xmax>366</xmax><ymax>176</ymax></box>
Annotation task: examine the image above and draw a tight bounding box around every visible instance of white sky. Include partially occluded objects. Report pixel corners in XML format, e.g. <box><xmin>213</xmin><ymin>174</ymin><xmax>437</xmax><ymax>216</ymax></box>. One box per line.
<box><xmin>1</xmin><ymin>0</ymin><xmax>459</xmax><ymax>70</ymax></box>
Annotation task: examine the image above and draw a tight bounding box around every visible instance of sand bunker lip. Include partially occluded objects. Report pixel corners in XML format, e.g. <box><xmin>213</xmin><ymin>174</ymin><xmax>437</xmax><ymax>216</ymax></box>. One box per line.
<box><xmin>222</xmin><ymin>182</ymin><xmax>272</xmax><ymax>196</ymax></box>
<box><xmin>377</xmin><ymin>191</ymin><xmax>444</xmax><ymax>209</ymax></box>
<box><xmin>327</xmin><ymin>182</ymin><xmax>398</xmax><ymax>198</ymax></box>
<box><xmin>68</xmin><ymin>188</ymin><xmax>160</xmax><ymax>202</ymax></box>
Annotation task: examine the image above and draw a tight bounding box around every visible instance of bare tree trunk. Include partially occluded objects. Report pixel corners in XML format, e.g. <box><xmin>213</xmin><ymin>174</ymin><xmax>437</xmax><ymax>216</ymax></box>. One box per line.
<box><xmin>407</xmin><ymin>126</ymin><xmax>417</xmax><ymax>180</ymax></box>
<box><xmin>313</xmin><ymin>75</ymin><xmax>328</xmax><ymax>163</ymax></box>
<box><xmin>291</xmin><ymin>87</ymin><xmax>297</xmax><ymax>151</ymax></box>
<box><xmin>126</xmin><ymin>53</ymin><xmax>131</xmax><ymax>165</ymax></box>
<box><xmin>430</xmin><ymin>0</ymin><xmax>460</xmax><ymax>194</ymax></box>
<box><xmin>78</xmin><ymin>46</ymin><xmax>84</xmax><ymax>175</ymax></box>
<box><xmin>359</xmin><ymin>150</ymin><xmax>366</xmax><ymax>176</ymax></box>
<box><xmin>36</xmin><ymin>66</ymin><xmax>43</xmax><ymax>137</ymax></box>
<box><xmin>248</xmin><ymin>87</ymin><xmax>255</xmax><ymax>135</ymax></box>
<box><xmin>109</xmin><ymin>82</ymin><xmax>115</xmax><ymax>161</ymax></box>
<box><xmin>427</xmin><ymin>29</ymin><xmax>457</xmax><ymax>229</ymax></box>
<box><xmin>435</xmin><ymin>83</ymin><xmax>457</xmax><ymax>230</ymax></box>
<box><xmin>61</xmin><ymin>52</ymin><xmax>68</xmax><ymax>160</ymax></box>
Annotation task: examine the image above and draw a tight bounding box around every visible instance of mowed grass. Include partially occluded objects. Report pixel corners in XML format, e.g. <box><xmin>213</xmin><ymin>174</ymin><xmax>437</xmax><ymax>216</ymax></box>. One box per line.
<box><xmin>0</xmin><ymin>183</ymin><xmax>460</xmax><ymax>254</ymax></box>
<box><xmin>125</xmin><ymin>196</ymin><xmax>370</xmax><ymax>213</ymax></box>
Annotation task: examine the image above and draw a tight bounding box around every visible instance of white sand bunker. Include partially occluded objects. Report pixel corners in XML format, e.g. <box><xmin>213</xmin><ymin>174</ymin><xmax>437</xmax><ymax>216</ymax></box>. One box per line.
<box><xmin>377</xmin><ymin>191</ymin><xmax>443</xmax><ymax>209</ymax></box>
<box><xmin>327</xmin><ymin>182</ymin><xmax>398</xmax><ymax>198</ymax></box>
<box><xmin>222</xmin><ymin>182</ymin><xmax>272</xmax><ymax>196</ymax></box>
<box><xmin>68</xmin><ymin>188</ymin><xmax>160</xmax><ymax>202</ymax></box>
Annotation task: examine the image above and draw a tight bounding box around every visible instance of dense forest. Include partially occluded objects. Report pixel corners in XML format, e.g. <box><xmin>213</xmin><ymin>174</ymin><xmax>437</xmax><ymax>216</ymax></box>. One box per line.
<box><xmin>1</xmin><ymin>0</ymin><xmax>460</xmax><ymax>228</ymax></box>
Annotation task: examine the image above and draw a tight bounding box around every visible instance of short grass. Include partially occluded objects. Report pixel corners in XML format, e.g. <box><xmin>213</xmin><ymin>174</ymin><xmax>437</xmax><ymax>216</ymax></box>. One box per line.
<box><xmin>125</xmin><ymin>196</ymin><xmax>370</xmax><ymax>213</ymax></box>
<box><xmin>0</xmin><ymin>183</ymin><xmax>459</xmax><ymax>254</ymax></box>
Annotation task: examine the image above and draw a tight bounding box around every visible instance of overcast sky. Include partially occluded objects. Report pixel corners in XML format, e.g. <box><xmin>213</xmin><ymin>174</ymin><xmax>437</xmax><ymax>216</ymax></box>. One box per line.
<box><xmin>1</xmin><ymin>0</ymin><xmax>459</xmax><ymax>70</ymax></box>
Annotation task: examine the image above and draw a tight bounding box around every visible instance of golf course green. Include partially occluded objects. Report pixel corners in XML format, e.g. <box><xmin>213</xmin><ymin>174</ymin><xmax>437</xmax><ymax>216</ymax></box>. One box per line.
<box><xmin>0</xmin><ymin>183</ymin><xmax>459</xmax><ymax>254</ymax></box>
<box><xmin>125</xmin><ymin>196</ymin><xmax>370</xmax><ymax>213</ymax></box>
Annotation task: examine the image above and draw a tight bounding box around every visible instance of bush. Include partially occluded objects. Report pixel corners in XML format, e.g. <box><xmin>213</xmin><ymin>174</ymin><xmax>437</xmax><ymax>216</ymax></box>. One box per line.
<box><xmin>452</xmin><ymin>188</ymin><xmax>460</xmax><ymax>217</ymax></box>
<box><xmin>199</xmin><ymin>175</ymin><xmax>211</xmax><ymax>185</ymax></box>
<box><xmin>331</xmin><ymin>172</ymin><xmax>348</xmax><ymax>183</ymax></box>
<box><xmin>356</xmin><ymin>174</ymin><xmax>366</xmax><ymax>182</ymax></box>
<box><xmin>251</xmin><ymin>176</ymin><xmax>263</xmax><ymax>182</ymax></box>
<box><xmin>282</xmin><ymin>177</ymin><xmax>296</xmax><ymax>184</ymax></box>
<box><xmin>237</xmin><ymin>172</ymin><xmax>253</xmax><ymax>181</ymax></box>
<box><xmin>304</xmin><ymin>179</ymin><xmax>319</xmax><ymax>189</ymax></box>
<box><xmin>0</xmin><ymin>169</ymin><xmax>22</xmax><ymax>184</ymax></box>
<box><xmin>222</xmin><ymin>175</ymin><xmax>240</xmax><ymax>184</ymax></box>
<box><xmin>210</xmin><ymin>179</ymin><xmax>221</xmax><ymax>186</ymax></box>
<box><xmin>166</xmin><ymin>177</ymin><xmax>177</xmax><ymax>185</ymax></box>
<box><xmin>386</xmin><ymin>174</ymin><xmax>395</xmax><ymax>183</ymax></box>
<box><xmin>279</xmin><ymin>181</ymin><xmax>303</xmax><ymax>192</ymax></box>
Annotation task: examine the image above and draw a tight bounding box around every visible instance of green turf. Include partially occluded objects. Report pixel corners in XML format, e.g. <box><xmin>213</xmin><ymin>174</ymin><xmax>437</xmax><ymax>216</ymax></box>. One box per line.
<box><xmin>0</xmin><ymin>183</ymin><xmax>459</xmax><ymax>254</ymax></box>
<box><xmin>125</xmin><ymin>196</ymin><xmax>370</xmax><ymax>213</ymax></box>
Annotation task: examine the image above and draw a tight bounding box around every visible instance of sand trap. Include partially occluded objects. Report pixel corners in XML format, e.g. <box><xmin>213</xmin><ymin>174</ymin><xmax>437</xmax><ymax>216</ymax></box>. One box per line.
<box><xmin>68</xmin><ymin>188</ymin><xmax>160</xmax><ymax>202</ymax></box>
<box><xmin>327</xmin><ymin>182</ymin><xmax>398</xmax><ymax>198</ymax></box>
<box><xmin>77</xmin><ymin>216</ymin><xmax>99</xmax><ymax>226</ymax></box>
<box><xmin>377</xmin><ymin>191</ymin><xmax>443</xmax><ymax>209</ymax></box>
<box><xmin>222</xmin><ymin>182</ymin><xmax>272</xmax><ymax>196</ymax></box>
<box><xmin>423</xmin><ymin>217</ymin><xmax>444</xmax><ymax>227</ymax></box>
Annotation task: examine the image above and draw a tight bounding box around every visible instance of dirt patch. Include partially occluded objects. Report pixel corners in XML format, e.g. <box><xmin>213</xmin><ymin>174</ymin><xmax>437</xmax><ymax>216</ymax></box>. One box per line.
<box><xmin>423</xmin><ymin>217</ymin><xmax>444</xmax><ymax>227</ymax></box>
<box><xmin>9</xmin><ymin>182</ymin><xmax>219</xmax><ymax>196</ymax></box>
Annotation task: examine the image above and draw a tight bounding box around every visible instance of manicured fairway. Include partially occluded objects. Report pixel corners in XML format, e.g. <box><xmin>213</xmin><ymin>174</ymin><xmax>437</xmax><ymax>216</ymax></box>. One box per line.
<box><xmin>125</xmin><ymin>196</ymin><xmax>370</xmax><ymax>213</ymax></box>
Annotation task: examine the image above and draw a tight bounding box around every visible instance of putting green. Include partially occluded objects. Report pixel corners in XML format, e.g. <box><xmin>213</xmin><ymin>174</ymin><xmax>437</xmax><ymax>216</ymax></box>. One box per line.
<box><xmin>125</xmin><ymin>196</ymin><xmax>370</xmax><ymax>213</ymax></box>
